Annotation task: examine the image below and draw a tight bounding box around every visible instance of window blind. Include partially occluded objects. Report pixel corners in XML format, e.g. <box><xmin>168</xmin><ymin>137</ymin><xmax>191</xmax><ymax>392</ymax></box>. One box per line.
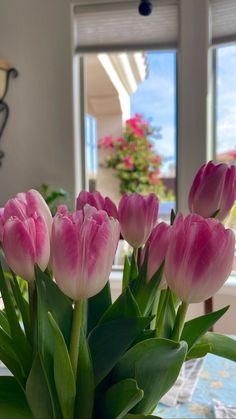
<box><xmin>210</xmin><ymin>0</ymin><xmax>236</xmax><ymax>45</ymax></box>
<box><xmin>73</xmin><ymin>0</ymin><xmax>178</xmax><ymax>53</ymax></box>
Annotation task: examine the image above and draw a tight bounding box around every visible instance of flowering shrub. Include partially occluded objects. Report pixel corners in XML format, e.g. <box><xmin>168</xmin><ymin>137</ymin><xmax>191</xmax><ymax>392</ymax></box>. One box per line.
<box><xmin>99</xmin><ymin>114</ymin><xmax>172</xmax><ymax>198</ymax></box>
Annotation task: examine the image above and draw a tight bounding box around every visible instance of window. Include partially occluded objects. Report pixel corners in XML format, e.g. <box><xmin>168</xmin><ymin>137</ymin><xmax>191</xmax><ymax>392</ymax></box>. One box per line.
<box><xmin>83</xmin><ymin>51</ymin><xmax>176</xmax><ymax>224</ymax></box>
<box><xmin>215</xmin><ymin>44</ymin><xmax>236</xmax><ymax>274</ymax></box>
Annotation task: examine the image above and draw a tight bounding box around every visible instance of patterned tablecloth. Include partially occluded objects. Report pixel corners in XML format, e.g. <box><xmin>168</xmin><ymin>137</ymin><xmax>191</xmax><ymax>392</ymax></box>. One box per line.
<box><xmin>1</xmin><ymin>353</ymin><xmax>236</xmax><ymax>418</ymax></box>
<box><xmin>155</xmin><ymin>353</ymin><xmax>236</xmax><ymax>418</ymax></box>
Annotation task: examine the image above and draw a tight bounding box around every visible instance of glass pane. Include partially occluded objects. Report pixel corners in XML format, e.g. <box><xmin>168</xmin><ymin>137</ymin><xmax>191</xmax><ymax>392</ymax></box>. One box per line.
<box><xmin>83</xmin><ymin>50</ymin><xmax>177</xmax><ymax>265</ymax></box>
<box><xmin>216</xmin><ymin>44</ymin><xmax>236</xmax><ymax>273</ymax></box>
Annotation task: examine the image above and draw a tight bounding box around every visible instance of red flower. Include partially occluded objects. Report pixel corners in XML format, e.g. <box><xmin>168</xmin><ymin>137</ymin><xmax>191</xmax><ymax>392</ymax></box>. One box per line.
<box><xmin>152</xmin><ymin>155</ymin><xmax>161</xmax><ymax>164</ymax></box>
<box><xmin>98</xmin><ymin>135</ymin><xmax>114</xmax><ymax>149</ymax></box>
<box><xmin>123</xmin><ymin>156</ymin><xmax>134</xmax><ymax>170</ymax></box>
<box><xmin>149</xmin><ymin>169</ymin><xmax>161</xmax><ymax>185</ymax></box>
<box><xmin>129</xmin><ymin>142</ymin><xmax>138</xmax><ymax>152</ymax></box>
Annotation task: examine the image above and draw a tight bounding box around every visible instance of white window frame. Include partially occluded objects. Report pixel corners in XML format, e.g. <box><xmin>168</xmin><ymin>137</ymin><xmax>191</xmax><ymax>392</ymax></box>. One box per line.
<box><xmin>73</xmin><ymin>0</ymin><xmax>215</xmax><ymax>213</ymax></box>
<box><xmin>72</xmin><ymin>0</ymin><xmax>236</xmax><ymax>287</ymax></box>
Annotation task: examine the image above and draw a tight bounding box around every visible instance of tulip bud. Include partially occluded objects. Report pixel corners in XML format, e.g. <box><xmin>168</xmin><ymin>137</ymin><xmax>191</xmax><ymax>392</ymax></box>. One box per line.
<box><xmin>76</xmin><ymin>191</ymin><xmax>118</xmax><ymax>219</ymax></box>
<box><xmin>141</xmin><ymin>222</ymin><xmax>170</xmax><ymax>283</ymax></box>
<box><xmin>51</xmin><ymin>204</ymin><xmax>120</xmax><ymax>300</ymax></box>
<box><xmin>188</xmin><ymin>161</ymin><xmax>236</xmax><ymax>220</ymax></box>
<box><xmin>118</xmin><ymin>193</ymin><xmax>159</xmax><ymax>248</ymax></box>
<box><xmin>165</xmin><ymin>213</ymin><xmax>235</xmax><ymax>303</ymax></box>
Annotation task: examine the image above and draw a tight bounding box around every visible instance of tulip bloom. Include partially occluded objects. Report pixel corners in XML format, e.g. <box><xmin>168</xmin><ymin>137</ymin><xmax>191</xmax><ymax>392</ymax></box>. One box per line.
<box><xmin>0</xmin><ymin>190</ymin><xmax>52</xmax><ymax>281</ymax></box>
<box><xmin>141</xmin><ymin>222</ymin><xmax>171</xmax><ymax>283</ymax></box>
<box><xmin>51</xmin><ymin>205</ymin><xmax>120</xmax><ymax>300</ymax></box>
<box><xmin>76</xmin><ymin>191</ymin><xmax>118</xmax><ymax>219</ymax></box>
<box><xmin>188</xmin><ymin>161</ymin><xmax>236</xmax><ymax>220</ymax></box>
<box><xmin>165</xmin><ymin>213</ymin><xmax>235</xmax><ymax>303</ymax></box>
<box><xmin>118</xmin><ymin>193</ymin><xmax>159</xmax><ymax>248</ymax></box>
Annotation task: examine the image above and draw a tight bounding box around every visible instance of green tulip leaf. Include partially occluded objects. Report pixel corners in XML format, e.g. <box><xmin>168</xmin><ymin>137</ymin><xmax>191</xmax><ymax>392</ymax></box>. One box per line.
<box><xmin>0</xmin><ymin>347</ymin><xmax>25</xmax><ymax>384</ymax></box>
<box><xmin>35</xmin><ymin>266</ymin><xmax>73</xmax><ymax>345</ymax></box>
<box><xmin>0</xmin><ymin>310</ymin><xmax>10</xmax><ymax>334</ymax></box>
<box><xmin>99</xmin><ymin>286</ymin><xmax>140</xmax><ymax>325</ymax></box>
<box><xmin>113</xmin><ymin>338</ymin><xmax>187</xmax><ymax>415</ymax></box>
<box><xmin>181</xmin><ymin>305</ymin><xmax>229</xmax><ymax>351</ymax></box>
<box><xmin>130</xmin><ymin>251</ymin><xmax>139</xmax><ymax>281</ymax></box>
<box><xmin>10</xmin><ymin>272</ymin><xmax>31</xmax><ymax>343</ymax></box>
<box><xmin>186</xmin><ymin>343</ymin><xmax>211</xmax><ymax>360</ymax></box>
<box><xmin>0</xmin><ymin>376</ymin><xmax>32</xmax><ymax>419</ymax></box>
<box><xmin>48</xmin><ymin>312</ymin><xmax>76</xmax><ymax>419</ymax></box>
<box><xmin>26</xmin><ymin>353</ymin><xmax>54</xmax><ymax>419</ymax></box>
<box><xmin>161</xmin><ymin>291</ymin><xmax>177</xmax><ymax>339</ymax></box>
<box><xmin>74</xmin><ymin>328</ymin><xmax>94</xmax><ymax>419</ymax></box>
<box><xmin>130</xmin><ymin>262</ymin><xmax>164</xmax><ymax>316</ymax></box>
<box><xmin>87</xmin><ymin>281</ymin><xmax>112</xmax><ymax>335</ymax></box>
<box><xmin>0</xmin><ymin>327</ymin><xmax>25</xmax><ymax>383</ymax></box>
<box><xmin>0</xmin><ymin>263</ymin><xmax>32</xmax><ymax>376</ymax></box>
<box><xmin>99</xmin><ymin>378</ymin><xmax>144</xmax><ymax>419</ymax></box>
<box><xmin>122</xmin><ymin>255</ymin><xmax>131</xmax><ymax>291</ymax></box>
<box><xmin>89</xmin><ymin>317</ymin><xmax>152</xmax><ymax>386</ymax></box>
<box><xmin>35</xmin><ymin>266</ymin><xmax>73</xmax><ymax>417</ymax></box>
<box><xmin>188</xmin><ymin>332</ymin><xmax>236</xmax><ymax>362</ymax></box>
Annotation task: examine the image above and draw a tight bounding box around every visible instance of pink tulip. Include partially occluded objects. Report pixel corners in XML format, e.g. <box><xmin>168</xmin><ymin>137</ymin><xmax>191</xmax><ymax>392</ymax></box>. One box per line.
<box><xmin>118</xmin><ymin>193</ymin><xmax>159</xmax><ymax>248</ymax></box>
<box><xmin>51</xmin><ymin>204</ymin><xmax>120</xmax><ymax>300</ymax></box>
<box><xmin>76</xmin><ymin>191</ymin><xmax>118</xmax><ymax>220</ymax></box>
<box><xmin>0</xmin><ymin>190</ymin><xmax>52</xmax><ymax>281</ymax></box>
<box><xmin>188</xmin><ymin>161</ymin><xmax>236</xmax><ymax>220</ymax></box>
<box><xmin>2</xmin><ymin>189</ymin><xmax>52</xmax><ymax>235</ymax></box>
<box><xmin>0</xmin><ymin>208</ymin><xmax>4</xmax><ymax>242</ymax></box>
<box><xmin>2</xmin><ymin>214</ymin><xmax>50</xmax><ymax>282</ymax></box>
<box><xmin>165</xmin><ymin>213</ymin><xmax>235</xmax><ymax>303</ymax></box>
<box><xmin>141</xmin><ymin>222</ymin><xmax>171</xmax><ymax>283</ymax></box>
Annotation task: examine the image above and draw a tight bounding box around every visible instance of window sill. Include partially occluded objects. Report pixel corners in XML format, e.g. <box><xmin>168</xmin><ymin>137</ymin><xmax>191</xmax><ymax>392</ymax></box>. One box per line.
<box><xmin>109</xmin><ymin>269</ymin><xmax>236</xmax><ymax>296</ymax></box>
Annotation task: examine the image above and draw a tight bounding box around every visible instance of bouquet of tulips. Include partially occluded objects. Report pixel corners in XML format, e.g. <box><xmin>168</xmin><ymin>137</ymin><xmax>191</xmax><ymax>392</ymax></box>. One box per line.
<box><xmin>0</xmin><ymin>161</ymin><xmax>236</xmax><ymax>419</ymax></box>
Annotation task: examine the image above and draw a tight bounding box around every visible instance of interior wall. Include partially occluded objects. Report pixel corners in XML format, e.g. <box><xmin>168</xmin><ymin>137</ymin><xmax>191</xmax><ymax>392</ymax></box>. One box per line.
<box><xmin>0</xmin><ymin>0</ymin><xmax>78</xmax><ymax>207</ymax></box>
<box><xmin>97</xmin><ymin>114</ymin><xmax>122</xmax><ymax>203</ymax></box>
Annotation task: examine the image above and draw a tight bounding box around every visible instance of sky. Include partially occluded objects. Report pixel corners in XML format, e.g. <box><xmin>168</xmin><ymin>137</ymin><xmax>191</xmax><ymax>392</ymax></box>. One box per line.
<box><xmin>131</xmin><ymin>51</ymin><xmax>176</xmax><ymax>175</ymax></box>
<box><xmin>131</xmin><ymin>47</ymin><xmax>236</xmax><ymax>175</ymax></box>
<box><xmin>217</xmin><ymin>45</ymin><xmax>236</xmax><ymax>154</ymax></box>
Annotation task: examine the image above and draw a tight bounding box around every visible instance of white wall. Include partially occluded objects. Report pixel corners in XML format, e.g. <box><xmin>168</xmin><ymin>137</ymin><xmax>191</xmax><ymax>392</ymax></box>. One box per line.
<box><xmin>0</xmin><ymin>0</ymin><xmax>79</xmax><ymax>206</ymax></box>
<box><xmin>97</xmin><ymin>114</ymin><xmax>122</xmax><ymax>204</ymax></box>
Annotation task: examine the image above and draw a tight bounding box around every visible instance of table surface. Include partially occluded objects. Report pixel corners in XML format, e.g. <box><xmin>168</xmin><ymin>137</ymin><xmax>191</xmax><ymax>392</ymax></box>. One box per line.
<box><xmin>155</xmin><ymin>353</ymin><xmax>236</xmax><ymax>418</ymax></box>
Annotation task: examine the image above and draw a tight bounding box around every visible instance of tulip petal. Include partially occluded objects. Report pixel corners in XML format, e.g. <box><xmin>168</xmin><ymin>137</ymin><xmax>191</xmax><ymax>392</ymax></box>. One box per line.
<box><xmin>25</xmin><ymin>189</ymin><xmax>52</xmax><ymax>233</ymax></box>
<box><xmin>34</xmin><ymin>216</ymin><xmax>50</xmax><ymax>272</ymax></box>
<box><xmin>3</xmin><ymin>218</ymin><xmax>35</xmax><ymax>281</ymax></box>
<box><xmin>51</xmin><ymin>215</ymin><xmax>79</xmax><ymax>300</ymax></box>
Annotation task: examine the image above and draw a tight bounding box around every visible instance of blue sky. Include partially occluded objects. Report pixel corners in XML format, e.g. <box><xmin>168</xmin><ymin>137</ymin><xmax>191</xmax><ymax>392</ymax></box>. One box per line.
<box><xmin>131</xmin><ymin>51</ymin><xmax>176</xmax><ymax>175</ymax></box>
<box><xmin>217</xmin><ymin>45</ymin><xmax>236</xmax><ymax>154</ymax></box>
<box><xmin>131</xmin><ymin>47</ymin><xmax>236</xmax><ymax>174</ymax></box>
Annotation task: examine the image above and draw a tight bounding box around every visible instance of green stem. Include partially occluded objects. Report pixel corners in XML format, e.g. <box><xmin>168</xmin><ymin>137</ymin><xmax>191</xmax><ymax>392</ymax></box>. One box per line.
<box><xmin>171</xmin><ymin>302</ymin><xmax>189</xmax><ymax>341</ymax></box>
<box><xmin>133</xmin><ymin>247</ymin><xmax>138</xmax><ymax>263</ymax></box>
<box><xmin>69</xmin><ymin>299</ymin><xmax>84</xmax><ymax>377</ymax></box>
<box><xmin>156</xmin><ymin>288</ymin><xmax>171</xmax><ymax>337</ymax></box>
<box><xmin>28</xmin><ymin>281</ymin><xmax>35</xmax><ymax>337</ymax></box>
<box><xmin>155</xmin><ymin>289</ymin><xmax>166</xmax><ymax>330</ymax></box>
<box><xmin>151</xmin><ymin>291</ymin><xmax>160</xmax><ymax>329</ymax></box>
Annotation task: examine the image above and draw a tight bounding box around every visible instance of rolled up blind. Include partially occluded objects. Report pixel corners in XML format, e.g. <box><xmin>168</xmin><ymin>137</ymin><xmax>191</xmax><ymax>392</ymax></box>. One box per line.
<box><xmin>210</xmin><ymin>0</ymin><xmax>236</xmax><ymax>45</ymax></box>
<box><xmin>74</xmin><ymin>0</ymin><xmax>178</xmax><ymax>53</ymax></box>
